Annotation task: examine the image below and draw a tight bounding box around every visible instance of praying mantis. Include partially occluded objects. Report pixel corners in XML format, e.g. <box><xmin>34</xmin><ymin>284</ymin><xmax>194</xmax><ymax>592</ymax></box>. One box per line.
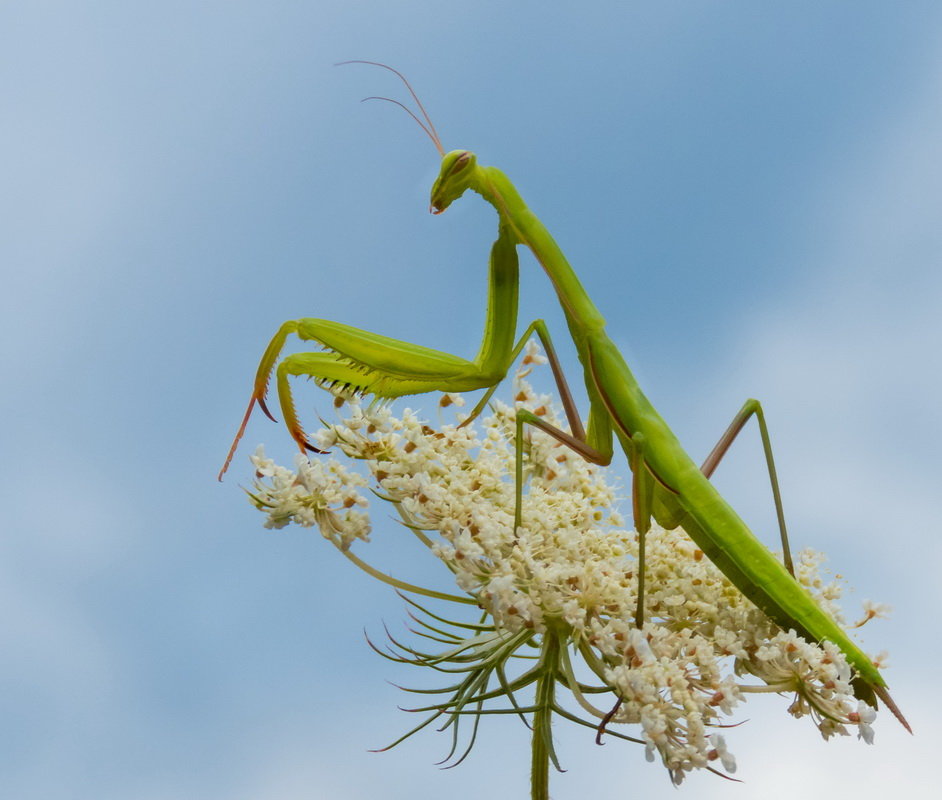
<box><xmin>220</xmin><ymin>62</ymin><xmax>908</xmax><ymax>731</ymax></box>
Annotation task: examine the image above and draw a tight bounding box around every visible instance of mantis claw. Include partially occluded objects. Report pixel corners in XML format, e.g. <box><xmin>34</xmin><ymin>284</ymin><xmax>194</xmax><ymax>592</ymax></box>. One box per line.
<box><xmin>288</xmin><ymin>418</ymin><xmax>328</xmax><ymax>455</ymax></box>
<box><xmin>258</xmin><ymin>395</ymin><xmax>278</xmax><ymax>423</ymax></box>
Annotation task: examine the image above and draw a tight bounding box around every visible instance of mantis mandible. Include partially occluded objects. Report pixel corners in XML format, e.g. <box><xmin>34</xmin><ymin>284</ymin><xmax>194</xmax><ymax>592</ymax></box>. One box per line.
<box><xmin>220</xmin><ymin>62</ymin><xmax>908</xmax><ymax>731</ymax></box>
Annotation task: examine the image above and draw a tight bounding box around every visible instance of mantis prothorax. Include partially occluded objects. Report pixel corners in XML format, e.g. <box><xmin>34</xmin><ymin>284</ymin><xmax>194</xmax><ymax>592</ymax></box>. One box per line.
<box><xmin>220</xmin><ymin>62</ymin><xmax>909</xmax><ymax>731</ymax></box>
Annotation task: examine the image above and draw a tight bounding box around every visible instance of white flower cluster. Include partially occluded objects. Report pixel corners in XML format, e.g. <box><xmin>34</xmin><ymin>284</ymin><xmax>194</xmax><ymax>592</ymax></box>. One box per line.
<box><xmin>246</xmin><ymin>343</ymin><xmax>887</xmax><ymax>783</ymax></box>
<box><xmin>248</xmin><ymin>450</ymin><xmax>370</xmax><ymax>550</ymax></box>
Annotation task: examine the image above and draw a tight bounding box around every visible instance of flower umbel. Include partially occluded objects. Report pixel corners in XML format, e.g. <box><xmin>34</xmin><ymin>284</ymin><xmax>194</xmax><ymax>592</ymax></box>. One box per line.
<box><xmin>246</xmin><ymin>346</ymin><xmax>891</xmax><ymax>790</ymax></box>
<box><xmin>247</xmin><ymin>447</ymin><xmax>370</xmax><ymax>550</ymax></box>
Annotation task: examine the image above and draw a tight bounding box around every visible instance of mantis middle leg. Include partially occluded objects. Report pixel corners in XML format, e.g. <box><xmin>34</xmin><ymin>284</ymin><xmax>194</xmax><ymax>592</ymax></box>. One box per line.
<box><xmin>505</xmin><ymin>362</ymin><xmax>798</xmax><ymax>625</ymax></box>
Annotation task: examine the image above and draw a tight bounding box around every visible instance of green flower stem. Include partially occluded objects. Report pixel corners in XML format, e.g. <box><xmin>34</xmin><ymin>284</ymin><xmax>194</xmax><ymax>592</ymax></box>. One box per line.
<box><xmin>531</xmin><ymin>632</ymin><xmax>561</xmax><ymax>800</ymax></box>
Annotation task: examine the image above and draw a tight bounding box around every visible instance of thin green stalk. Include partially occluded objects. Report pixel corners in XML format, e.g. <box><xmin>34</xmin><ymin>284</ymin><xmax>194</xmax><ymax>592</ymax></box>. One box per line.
<box><xmin>340</xmin><ymin>548</ymin><xmax>475</xmax><ymax>604</ymax></box>
<box><xmin>531</xmin><ymin>632</ymin><xmax>561</xmax><ymax>800</ymax></box>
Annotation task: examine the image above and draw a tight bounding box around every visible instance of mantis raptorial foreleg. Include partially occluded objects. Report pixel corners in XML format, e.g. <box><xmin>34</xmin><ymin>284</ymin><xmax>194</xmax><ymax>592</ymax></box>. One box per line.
<box><xmin>218</xmin><ymin>322</ymin><xmax>489</xmax><ymax>477</ymax></box>
<box><xmin>219</xmin><ymin>221</ymin><xmax>521</xmax><ymax>481</ymax></box>
<box><xmin>699</xmin><ymin>398</ymin><xmax>794</xmax><ymax>575</ymax></box>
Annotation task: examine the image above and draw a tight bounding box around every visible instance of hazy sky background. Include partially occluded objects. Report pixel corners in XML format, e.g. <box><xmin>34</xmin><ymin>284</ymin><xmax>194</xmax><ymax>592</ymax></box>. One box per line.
<box><xmin>2</xmin><ymin>2</ymin><xmax>941</xmax><ymax>798</ymax></box>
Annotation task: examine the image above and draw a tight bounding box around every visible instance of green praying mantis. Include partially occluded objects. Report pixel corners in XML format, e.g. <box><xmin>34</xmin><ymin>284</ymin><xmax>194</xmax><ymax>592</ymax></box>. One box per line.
<box><xmin>220</xmin><ymin>62</ymin><xmax>909</xmax><ymax>731</ymax></box>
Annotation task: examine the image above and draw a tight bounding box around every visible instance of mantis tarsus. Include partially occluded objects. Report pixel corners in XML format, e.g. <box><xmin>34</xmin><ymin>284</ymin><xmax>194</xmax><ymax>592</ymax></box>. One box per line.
<box><xmin>220</xmin><ymin>62</ymin><xmax>909</xmax><ymax>732</ymax></box>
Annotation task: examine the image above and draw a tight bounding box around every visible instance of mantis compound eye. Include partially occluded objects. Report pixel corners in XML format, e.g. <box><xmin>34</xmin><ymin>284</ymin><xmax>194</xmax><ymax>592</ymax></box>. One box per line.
<box><xmin>450</xmin><ymin>151</ymin><xmax>473</xmax><ymax>174</ymax></box>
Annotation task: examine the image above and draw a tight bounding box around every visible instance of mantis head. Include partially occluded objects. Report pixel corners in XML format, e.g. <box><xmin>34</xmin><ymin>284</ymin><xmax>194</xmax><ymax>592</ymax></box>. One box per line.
<box><xmin>335</xmin><ymin>63</ymin><xmax>475</xmax><ymax>215</ymax></box>
<box><xmin>430</xmin><ymin>150</ymin><xmax>478</xmax><ymax>214</ymax></box>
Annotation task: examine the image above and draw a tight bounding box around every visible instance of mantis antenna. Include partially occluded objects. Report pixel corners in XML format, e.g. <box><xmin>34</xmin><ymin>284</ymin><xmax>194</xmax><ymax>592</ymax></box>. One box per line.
<box><xmin>335</xmin><ymin>60</ymin><xmax>445</xmax><ymax>155</ymax></box>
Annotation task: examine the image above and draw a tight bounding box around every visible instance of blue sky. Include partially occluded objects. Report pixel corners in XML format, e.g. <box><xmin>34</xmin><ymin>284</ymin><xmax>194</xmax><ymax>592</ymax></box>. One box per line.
<box><xmin>2</xmin><ymin>2</ymin><xmax>941</xmax><ymax>797</ymax></box>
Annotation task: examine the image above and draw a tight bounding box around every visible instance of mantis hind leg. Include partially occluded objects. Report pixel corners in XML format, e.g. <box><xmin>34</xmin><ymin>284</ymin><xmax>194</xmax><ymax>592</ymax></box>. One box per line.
<box><xmin>700</xmin><ymin>398</ymin><xmax>794</xmax><ymax>576</ymax></box>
